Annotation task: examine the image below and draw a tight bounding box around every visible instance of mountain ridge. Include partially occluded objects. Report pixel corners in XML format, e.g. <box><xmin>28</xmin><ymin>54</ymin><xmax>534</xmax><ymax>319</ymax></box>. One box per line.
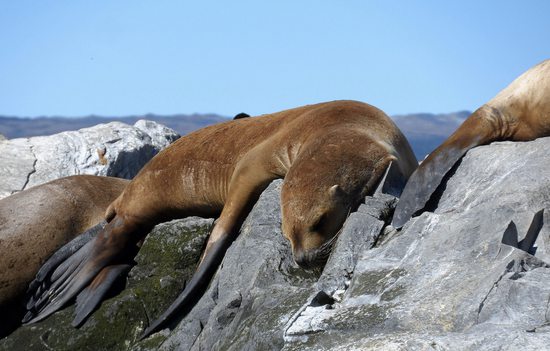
<box><xmin>0</xmin><ymin>111</ymin><xmax>471</xmax><ymax>159</ymax></box>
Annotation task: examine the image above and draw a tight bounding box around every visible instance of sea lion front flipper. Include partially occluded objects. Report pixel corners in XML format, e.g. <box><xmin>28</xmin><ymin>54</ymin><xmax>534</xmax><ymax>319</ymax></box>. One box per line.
<box><xmin>140</xmin><ymin>152</ymin><xmax>277</xmax><ymax>339</ymax></box>
<box><xmin>391</xmin><ymin>105</ymin><xmax>507</xmax><ymax>228</ymax></box>
<box><xmin>391</xmin><ymin>144</ymin><xmax>470</xmax><ymax>228</ymax></box>
<box><xmin>139</xmin><ymin>233</ymin><xmax>232</xmax><ymax>339</ymax></box>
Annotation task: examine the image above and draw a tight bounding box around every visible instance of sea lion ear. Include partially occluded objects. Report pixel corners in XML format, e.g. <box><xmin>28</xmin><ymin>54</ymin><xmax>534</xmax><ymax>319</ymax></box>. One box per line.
<box><xmin>329</xmin><ymin>184</ymin><xmax>346</xmax><ymax>201</ymax></box>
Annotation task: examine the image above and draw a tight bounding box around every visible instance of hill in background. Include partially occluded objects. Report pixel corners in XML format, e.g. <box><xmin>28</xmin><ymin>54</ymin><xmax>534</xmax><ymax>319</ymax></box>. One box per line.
<box><xmin>0</xmin><ymin>111</ymin><xmax>471</xmax><ymax>160</ymax></box>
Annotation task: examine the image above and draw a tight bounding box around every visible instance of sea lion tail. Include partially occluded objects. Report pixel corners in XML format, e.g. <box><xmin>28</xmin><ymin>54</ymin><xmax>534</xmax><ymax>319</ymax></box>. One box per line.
<box><xmin>140</xmin><ymin>233</ymin><xmax>233</xmax><ymax>339</ymax></box>
<box><xmin>392</xmin><ymin>106</ymin><xmax>504</xmax><ymax>228</ymax></box>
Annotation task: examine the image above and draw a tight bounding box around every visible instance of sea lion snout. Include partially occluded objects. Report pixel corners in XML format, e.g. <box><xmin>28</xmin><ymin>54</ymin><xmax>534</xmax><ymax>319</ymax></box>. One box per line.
<box><xmin>292</xmin><ymin>246</ymin><xmax>329</xmax><ymax>269</ymax></box>
<box><xmin>293</xmin><ymin>249</ymin><xmax>311</xmax><ymax>269</ymax></box>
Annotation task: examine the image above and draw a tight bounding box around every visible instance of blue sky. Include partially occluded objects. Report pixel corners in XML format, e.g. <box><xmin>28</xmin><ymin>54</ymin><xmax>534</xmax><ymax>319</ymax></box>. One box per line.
<box><xmin>1</xmin><ymin>1</ymin><xmax>549</xmax><ymax>117</ymax></box>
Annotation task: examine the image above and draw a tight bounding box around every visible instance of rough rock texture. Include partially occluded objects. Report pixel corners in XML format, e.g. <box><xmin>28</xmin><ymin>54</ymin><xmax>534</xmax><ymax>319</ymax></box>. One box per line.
<box><xmin>282</xmin><ymin>137</ymin><xmax>550</xmax><ymax>350</ymax></box>
<box><xmin>0</xmin><ymin>120</ymin><xmax>179</xmax><ymax>199</ymax></box>
<box><xmin>0</xmin><ymin>217</ymin><xmax>213</xmax><ymax>351</ymax></box>
<box><xmin>3</xmin><ymin>136</ymin><xmax>550</xmax><ymax>350</ymax></box>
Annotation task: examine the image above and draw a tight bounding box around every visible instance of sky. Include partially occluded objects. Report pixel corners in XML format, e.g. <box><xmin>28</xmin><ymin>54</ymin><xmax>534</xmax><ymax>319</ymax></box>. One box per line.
<box><xmin>1</xmin><ymin>1</ymin><xmax>549</xmax><ymax>118</ymax></box>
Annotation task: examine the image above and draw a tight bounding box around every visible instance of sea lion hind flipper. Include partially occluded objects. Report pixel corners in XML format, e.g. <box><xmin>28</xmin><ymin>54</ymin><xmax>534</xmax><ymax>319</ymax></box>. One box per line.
<box><xmin>391</xmin><ymin>145</ymin><xmax>469</xmax><ymax>228</ymax></box>
<box><xmin>72</xmin><ymin>263</ymin><xmax>133</xmax><ymax>327</ymax></box>
<box><xmin>23</xmin><ymin>238</ymin><xmax>104</xmax><ymax>324</ymax></box>
<box><xmin>24</xmin><ymin>220</ymin><xmax>136</xmax><ymax>325</ymax></box>
<box><xmin>26</xmin><ymin>220</ymin><xmax>106</xmax><ymax>298</ymax></box>
<box><xmin>140</xmin><ymin>234</ymin><xmax>232</xmax><ymax>339</ymax></box>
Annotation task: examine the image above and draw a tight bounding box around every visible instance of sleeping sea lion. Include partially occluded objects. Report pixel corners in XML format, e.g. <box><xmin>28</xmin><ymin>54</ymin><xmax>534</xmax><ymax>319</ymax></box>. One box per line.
<box><xmin>24</xmin><ymin>100</ymin><xmax>418</xmax><ymax>338</ymax></box>
<box><xmin>392</xmin><ymin>59</ymin><xmax>550</xmax><ymax>228</ymax></box>
<box><xmin>0</xmin><ymin>175</ymin><xmax>128</xmax><ymax>337</ymax></box>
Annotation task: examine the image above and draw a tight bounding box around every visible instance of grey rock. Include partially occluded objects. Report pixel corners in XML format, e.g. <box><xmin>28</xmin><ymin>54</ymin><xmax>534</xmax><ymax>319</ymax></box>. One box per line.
<box><xmin>282</xmin><ymin>137</ymin><xmax>550</xmax><ymax>350</ymax></box>
<box><xmin>3</xmin><ymin>136</ymin><xmax>550</xmax><ymax>350</ymax></box>
<box><xmin>0</xmin><ymin>120</ymin><xmax>179</xmax><ymax>199</ymax></box>
<box><xmin>156</xmin><ymin>180</ymin><xmax>320</xmax><ymax>351</ymax></box>
<box><xmin>0</xmin><ymin>217</ymin><xmax>213</xmax><ymax>351</ymax></box>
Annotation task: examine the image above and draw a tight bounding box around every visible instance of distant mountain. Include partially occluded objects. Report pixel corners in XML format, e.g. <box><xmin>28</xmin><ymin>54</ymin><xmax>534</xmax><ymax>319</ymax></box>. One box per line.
<box><xmin>0</xmin><ymin>114</ymin><xmax>229</xmax><ymax>140</ymax></box>
<box><xmin>392</xmin><ymin>111</ymin><xmax>470</xmax><ymax>159</ymax></box>
<box><xmin>0</xmin><ymin>111</ymin><xmax>471</xmax><ymax>160</ymax></box>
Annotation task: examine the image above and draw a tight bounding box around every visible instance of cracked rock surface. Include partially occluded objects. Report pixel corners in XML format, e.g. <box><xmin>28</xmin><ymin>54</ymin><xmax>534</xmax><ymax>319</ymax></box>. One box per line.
<box><xmin>0</xmin><ymin>120</ymin><xmax>179</xmax><ymax>199</ymax></box>
<box><xmin>2</xmin><ymin>135</ymin><xmax>550</xmax><ymax>350</ymax></box>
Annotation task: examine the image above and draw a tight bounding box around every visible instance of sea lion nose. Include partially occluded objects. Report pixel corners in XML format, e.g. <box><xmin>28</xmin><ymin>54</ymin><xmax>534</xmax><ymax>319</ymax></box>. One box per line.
<box><xmin>293</xmin><ymin>249</ymin><xmax>312</xmax><ymax>269</ymax></box>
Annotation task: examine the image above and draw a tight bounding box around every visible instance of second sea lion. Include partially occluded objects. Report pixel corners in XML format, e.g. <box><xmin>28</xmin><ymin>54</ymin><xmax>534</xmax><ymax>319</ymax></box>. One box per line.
<box><xmin>392</xmin><ymin>59</ymin><xmax>550</xmax><ymax>228</ymax></box>
<box><xmin>0</xmin><ymin>175</ymin><xmax>128</xmax><ymax>337</ymax></box>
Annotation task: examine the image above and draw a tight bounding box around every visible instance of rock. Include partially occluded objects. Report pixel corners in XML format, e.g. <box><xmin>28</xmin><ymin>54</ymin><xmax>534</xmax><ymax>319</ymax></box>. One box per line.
<box><xmin>3</xmin><ymin>137</ymin><xmax>550</xmax><ymax>350</ymax></box>
<box><xmin>0</xmin><ymin>217</ymin><xmax>213</xmax><ymax>351</ymax></box>
<box><xmin>0</xmin><ymin>120</ymin><xmax>179</xmax><ymax>199</ymax></box>
<box><xmin>155</xmin><ymin>180</ymin><xmax>320</xmax><ymax>351</ymax></box>
<box><xmin>282</xmin><ymin>137</ymin><xmax>550</xmax><ymax>350</ymax></box>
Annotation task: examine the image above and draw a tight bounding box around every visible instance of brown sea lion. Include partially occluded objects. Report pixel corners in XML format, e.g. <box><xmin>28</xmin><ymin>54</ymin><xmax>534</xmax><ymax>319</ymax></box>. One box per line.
<box><xmin>0</xmin><ymin>175</ymin><xmax>128</xmax><ymax>337</ymax></box>
<box><xmin>392</xmin><ymin>59</ymin><xmax>550</xmax><ymax>228</ymax></box>
<box><xmin>24</xmin><ymin>100</ymin><xmax>417</xmax><ymax>338</ymax></box>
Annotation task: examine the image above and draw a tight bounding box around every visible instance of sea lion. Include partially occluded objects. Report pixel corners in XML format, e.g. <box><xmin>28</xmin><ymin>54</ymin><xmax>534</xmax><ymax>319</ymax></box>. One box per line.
<box><xmin>0</xmin><ymin>175</ymin><xmax>128</xmax><ymax>337</ymax></box>
<box><xmin>392</xmin><ymin>59</ymin><xmax>550</xmax><ymax>228</ymax></box>
<box><xmin>24</xmin><ymin>100</ymin><xmax>418</xmax><ymax>338</ymax></box>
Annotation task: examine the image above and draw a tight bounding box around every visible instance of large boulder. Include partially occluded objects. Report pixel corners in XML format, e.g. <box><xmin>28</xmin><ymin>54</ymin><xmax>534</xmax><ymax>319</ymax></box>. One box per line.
<box><xmin>0</xmin><ymin>120</ymin><xmax>179</xmax><ymax>199</ymax></box>
<box><xmin>282</xmin><ymin>137</ymin><xmax>550</xmax><ymax>350</ymax></box>
<box><xmin>2</xmin><ymin>136</ymin><xmax>550</xmax><ymax>350</ymax></box>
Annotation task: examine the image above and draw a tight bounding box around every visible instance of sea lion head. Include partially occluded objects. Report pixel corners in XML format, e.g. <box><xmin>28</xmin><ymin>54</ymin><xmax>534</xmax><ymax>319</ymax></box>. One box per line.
<box><xmin>280</xmin><ymin>136</ymin><xmax>370</xmax><ymax>269</ymax></box>
<box><xmin>281</xmin><ymin>181</ymin><xmax>351</xmax><ymax>269</ymax></box>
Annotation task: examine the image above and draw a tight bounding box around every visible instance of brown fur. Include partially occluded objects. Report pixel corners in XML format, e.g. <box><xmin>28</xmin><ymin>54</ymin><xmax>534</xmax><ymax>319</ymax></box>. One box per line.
<box><xmin>25</xmin><ymin>100</ymin><xmax>417</xmax><ymax>332</ymax></box>
<box><xmin>0</xmin><ymin>175</ymin><xmax>128</xmax><ymax>335</ymax></box>
<box><xmin>109</xmin><ymin>100</ymin><xmax>417</xmax><ymax>260</ymax></box>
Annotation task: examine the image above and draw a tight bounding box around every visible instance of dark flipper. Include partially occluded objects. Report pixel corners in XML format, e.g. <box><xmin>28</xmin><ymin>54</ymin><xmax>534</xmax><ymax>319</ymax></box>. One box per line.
<box><xmin>24</xmin><ymin>218</ymin><xmax>139</xmax><ymax>325</ymax></box>
<box><xmin>73</xmin><ymin>264</ymin><xmax>133</xmax><ymax>327</ymax></box>
<box><xmin>140</xmin><ymin>234</ymin><xmax>232</xmax><ymax>339</ymax></box>
<box><xmin>391</xmin><ymin>145</ymin><xmax>472</xmax><ymax>228</ymax></box>
<box><xmin>392</xmin><ymin>105</ymin><xmax>509</xmax><ymax>228</ymax></box>
<box><xmin>26</xmin><ymin>220</ymin><xmax>106</xmax><ymax>302</ymax></box>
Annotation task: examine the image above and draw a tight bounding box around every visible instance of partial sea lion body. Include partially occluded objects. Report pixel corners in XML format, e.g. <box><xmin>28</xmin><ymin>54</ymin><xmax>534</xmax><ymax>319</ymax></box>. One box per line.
<box><xmin>25</xmin><ymin>100</ymin><xmax>417</xmax><ymax>337</ymax></box>
<box><xmin>0</xmin><ymin>175</ymin><xmax>128</xmax><ymax>336</ymax></box>
<box><xmin>393</xmin><ymin>59</ymin><xmax>550</xmax><ymax>228</ymax></box>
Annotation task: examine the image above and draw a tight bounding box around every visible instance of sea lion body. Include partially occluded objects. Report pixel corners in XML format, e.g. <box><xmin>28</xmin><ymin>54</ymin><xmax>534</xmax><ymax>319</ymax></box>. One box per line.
<box><xmin>25</xmin><ymin>100</ymin><xmax>417</xmax><ymax>335</ymax></box>
<box><xmin>393</xmin><ymin>59</ymin><xmax>550</xmax><ymax>228</ymax></box>
<box><xmin>111</xmin><ymin>100</ymin><xmax>416</xmax><ymax>257</ymax></box>
<box><xmin>0</xmin><ymin>175</ymin><xmax>128</xmax><ymax>336</ymax></box>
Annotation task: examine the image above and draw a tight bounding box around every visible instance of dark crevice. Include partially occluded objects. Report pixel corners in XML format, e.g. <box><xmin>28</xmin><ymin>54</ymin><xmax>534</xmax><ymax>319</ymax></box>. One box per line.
<box><xmin>477</xmin><ymin>260</ymin><xmax>516</xmax><ymax>322</ymax></box>
<box><xmin>22</xmin><ymin>144</ymin><xmax>37</xmax><ymax>191</ymax></box>
<box><xmin>420</xmin><ymin>156</ymin><xmax>464</xmax><ymax>214</ymax></box>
